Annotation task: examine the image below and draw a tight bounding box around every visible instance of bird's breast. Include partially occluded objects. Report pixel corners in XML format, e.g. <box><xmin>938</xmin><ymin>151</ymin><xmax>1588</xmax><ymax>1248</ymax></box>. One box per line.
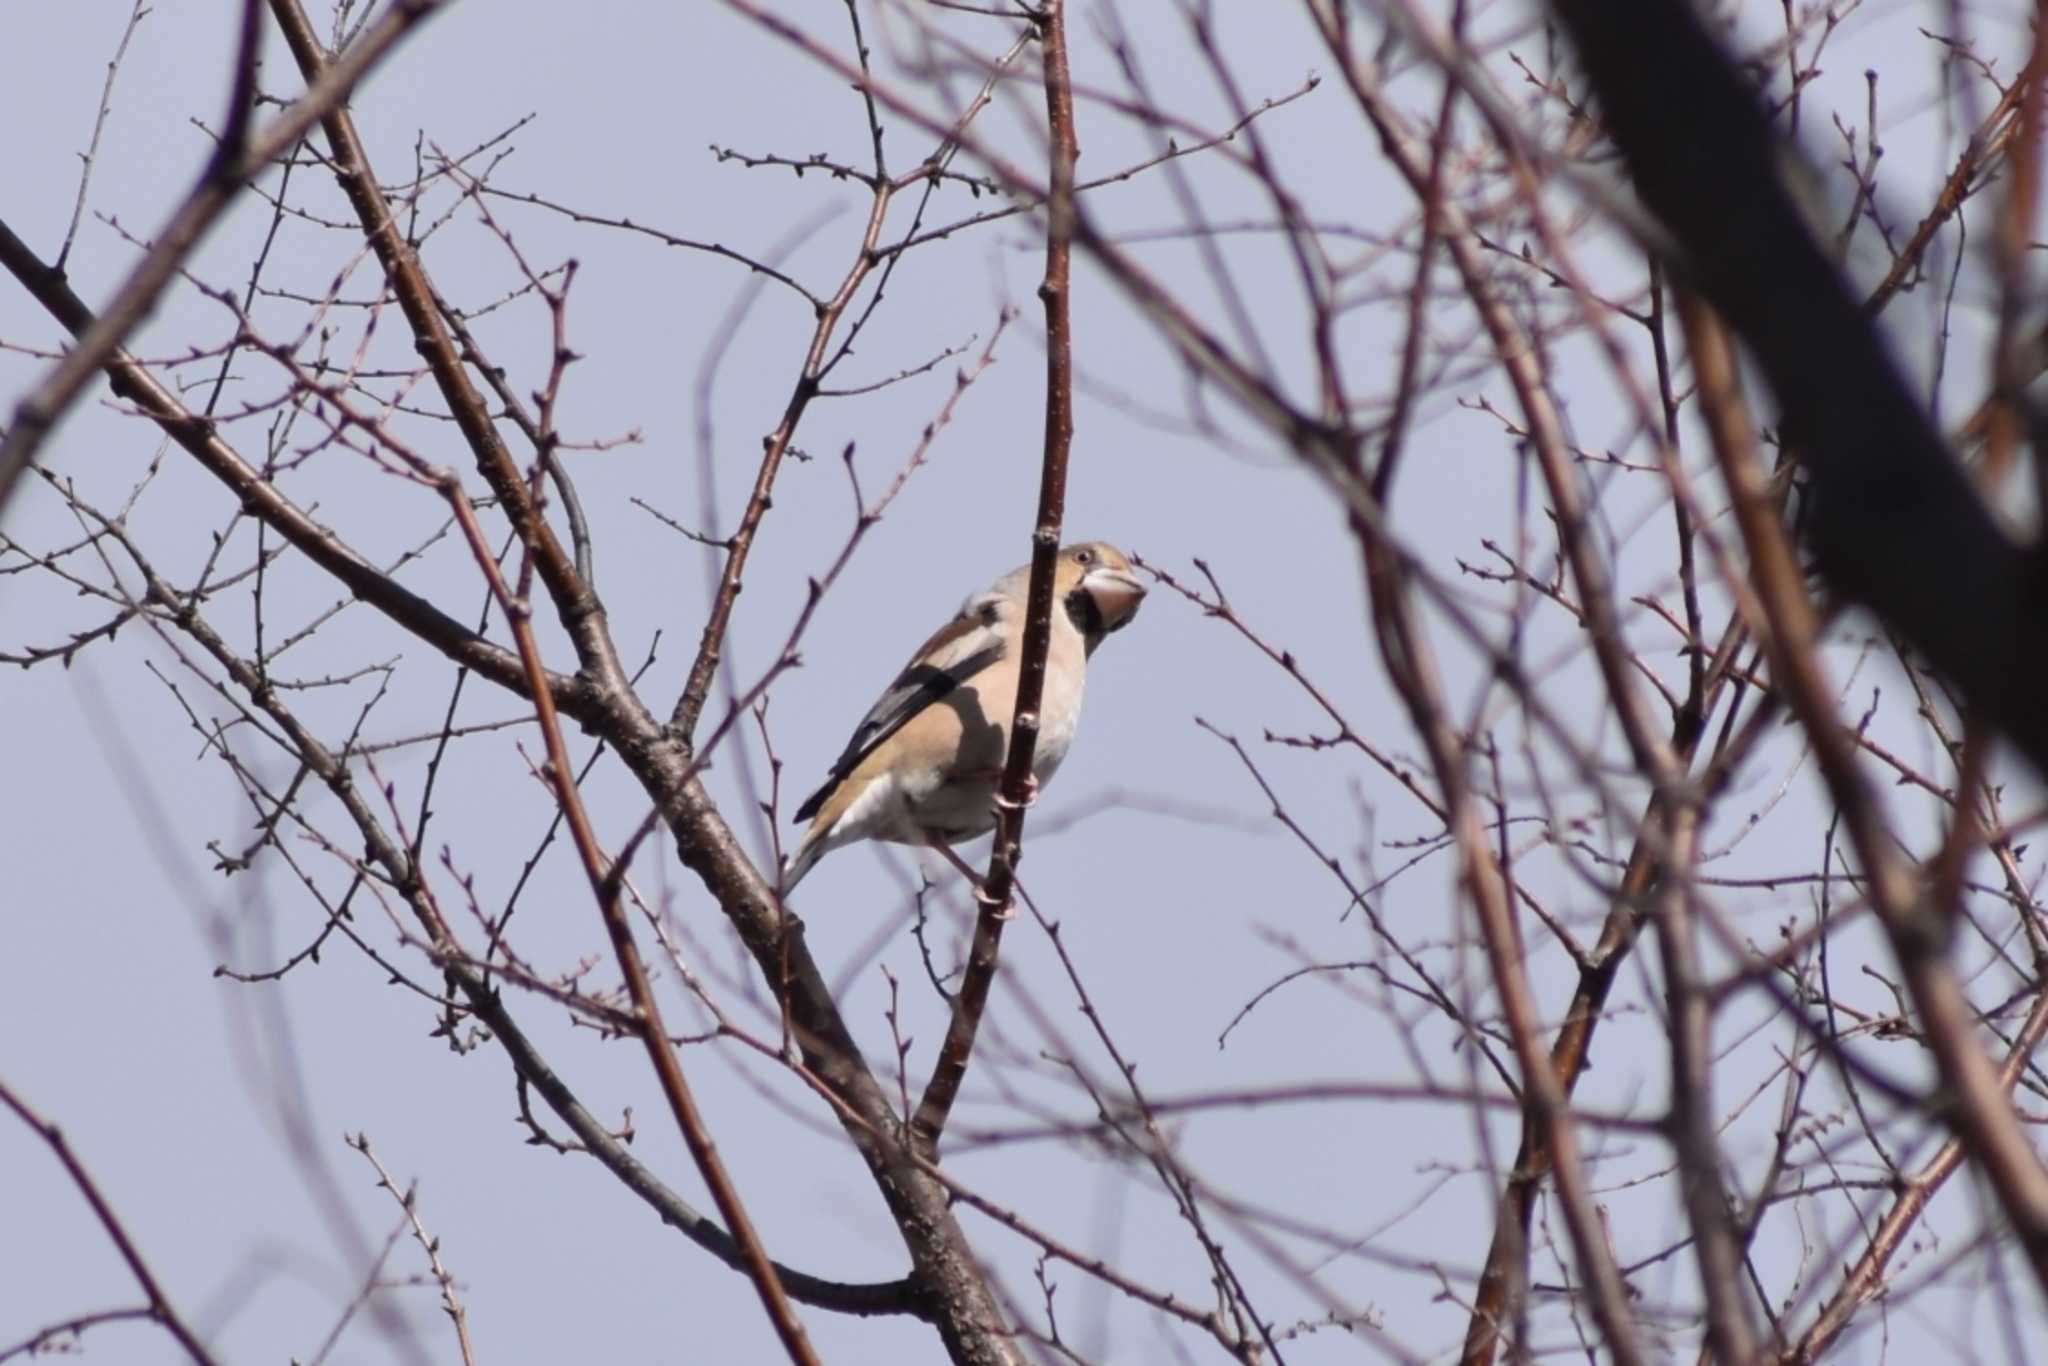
<box><xmin>1029</xmin><ymin>644</ymin><xmax>1087</xmax><ymax>781</ymax></box>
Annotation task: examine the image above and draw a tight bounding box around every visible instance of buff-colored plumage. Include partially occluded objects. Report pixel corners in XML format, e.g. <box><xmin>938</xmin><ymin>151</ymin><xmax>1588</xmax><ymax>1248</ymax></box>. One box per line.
<box><xmin>781</xmin><ymin>542</ymin><xmax>1146</xmax><ymax>891</ymax></box>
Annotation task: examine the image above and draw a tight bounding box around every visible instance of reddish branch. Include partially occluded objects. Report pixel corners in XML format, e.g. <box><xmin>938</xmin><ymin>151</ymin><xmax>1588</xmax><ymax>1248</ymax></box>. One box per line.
<box><xmin>908</xmin><ymin>1</ymin><xmax>1077</xmax><ymax>1161</ymax></box>
<box><xmin>1649</xmin><ymin>801</ymin><xmax>1759</xmax><ymax>1362</ymax></box>
<box><xmin>1988</xmin><ymin>8</ymin><xmax>2048</xmax><ymax>495</ymax></box>
<box><xmin>0</xmin><ymin>1079</ymin><xmax>221</xmax><ymax>1366</ymax></box>
<box><xmin>438</xmin><ymin>484</ymin><xmax>820</xmax><ymax>1364</ymax></box>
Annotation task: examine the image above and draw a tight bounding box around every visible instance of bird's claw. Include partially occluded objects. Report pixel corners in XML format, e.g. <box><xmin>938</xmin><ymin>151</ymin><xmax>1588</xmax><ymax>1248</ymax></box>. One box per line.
<box><xmin>993</xmin><ymin>773</ymin><xmax>1040</xmax><ymax>814</ymax></box>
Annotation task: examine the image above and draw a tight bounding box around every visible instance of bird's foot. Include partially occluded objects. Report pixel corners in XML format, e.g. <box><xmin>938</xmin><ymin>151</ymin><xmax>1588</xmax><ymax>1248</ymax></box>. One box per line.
<box><xmin>973</xmin><ymin>884</ymin><xmax>1017</xmax><ymax>920</ymax></box>
<box><xmin>992</xmin><ymin>773</ymin><xmax>1040</xmax><ymax>814</ymax></box>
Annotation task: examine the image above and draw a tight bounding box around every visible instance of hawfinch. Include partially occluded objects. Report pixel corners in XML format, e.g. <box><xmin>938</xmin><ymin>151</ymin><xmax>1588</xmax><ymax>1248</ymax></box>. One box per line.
<box><xmin>781</xmin><ymin>541</ymin><xmax>1147</xmax><ymax>891</ymax></box>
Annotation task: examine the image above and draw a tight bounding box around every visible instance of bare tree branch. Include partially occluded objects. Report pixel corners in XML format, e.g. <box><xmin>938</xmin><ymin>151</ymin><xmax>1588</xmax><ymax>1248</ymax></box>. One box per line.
<box><xmin>0</xmin><ymin>0</ymin><xmax>452</xmax><ymax>515</ymax></box>
<box><xmin>0</xmin><ymin>1079</ymin><xmax>222</xmax><ymax>1366</ymax></box>
<box><xmin>911</xmin><ymin>0</ymin><xmax>1076</xmax><ymax>1159</ymax></box>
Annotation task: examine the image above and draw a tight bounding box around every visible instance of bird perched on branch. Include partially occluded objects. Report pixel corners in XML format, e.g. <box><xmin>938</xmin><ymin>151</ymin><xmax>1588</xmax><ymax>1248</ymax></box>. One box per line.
<box><xmin>780</xmin><ymin>541</ymin><xmax>1147</xmax><ymax>891</ymax></box>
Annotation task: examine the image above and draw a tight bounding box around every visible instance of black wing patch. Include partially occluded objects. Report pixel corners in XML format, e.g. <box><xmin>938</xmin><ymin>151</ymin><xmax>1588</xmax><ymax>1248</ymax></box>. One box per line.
<box><xmin>793</xmin><ymin>619</ymin><xmax>1007</xmax><ymax>823</ymax></box>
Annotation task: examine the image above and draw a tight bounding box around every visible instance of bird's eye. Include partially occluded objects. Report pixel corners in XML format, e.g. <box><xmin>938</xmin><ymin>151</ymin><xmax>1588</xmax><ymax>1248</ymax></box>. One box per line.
<box><xmin>1075</xmin><ymin>549</ymin><xmax>1095</xmax><ymax>565</ymax></box>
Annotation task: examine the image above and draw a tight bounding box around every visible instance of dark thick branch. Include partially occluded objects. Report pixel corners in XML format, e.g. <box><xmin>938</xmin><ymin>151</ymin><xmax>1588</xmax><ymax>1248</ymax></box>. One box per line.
<box><xmin>1543</xmin><ymin>0</ymin><xmax>2048</xmax><ymax>774</ymax></box>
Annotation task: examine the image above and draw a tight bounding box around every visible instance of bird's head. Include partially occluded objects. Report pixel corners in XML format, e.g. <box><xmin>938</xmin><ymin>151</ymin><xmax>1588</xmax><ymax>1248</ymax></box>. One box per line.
<box><xmin>1055</xmin><ymin>541</ymin><xmax>1146</xmax><ymax>646</ymax></box>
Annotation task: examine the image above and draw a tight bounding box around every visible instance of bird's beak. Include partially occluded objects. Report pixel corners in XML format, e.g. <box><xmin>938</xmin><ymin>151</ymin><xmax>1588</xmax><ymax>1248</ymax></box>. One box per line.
<box><xmin>1080</xmin><ymin>566</ymin><xmax>1147</xmax><ymax>634</ymax></box>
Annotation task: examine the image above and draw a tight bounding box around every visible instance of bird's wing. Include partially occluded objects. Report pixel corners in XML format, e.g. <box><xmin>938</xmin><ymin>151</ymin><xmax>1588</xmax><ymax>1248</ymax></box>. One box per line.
<box><xmin>793</xmin><ymin>595</ymin><xmax>1010</xmax><ymax>823</ymax></box>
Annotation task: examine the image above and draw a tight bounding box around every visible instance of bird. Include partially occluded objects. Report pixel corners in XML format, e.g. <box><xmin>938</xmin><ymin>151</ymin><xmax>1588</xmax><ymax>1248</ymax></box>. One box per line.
<box><xmin>780</xmin><ymin>541</ymin><xmax>1147</xmax><ymax>892</ymax></box>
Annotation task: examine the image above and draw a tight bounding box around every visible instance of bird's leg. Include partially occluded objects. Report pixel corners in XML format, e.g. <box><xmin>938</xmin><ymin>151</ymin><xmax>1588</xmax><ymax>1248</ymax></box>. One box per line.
<box><xmin>966</xmin><ymin>772</ymin><xmax>1038</xmax><ymax>918</ymax></box>
<box><xmin>925</xmin><ymin>838</ymin><xmax>1015</xmax><ymax>920</ymax></box>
